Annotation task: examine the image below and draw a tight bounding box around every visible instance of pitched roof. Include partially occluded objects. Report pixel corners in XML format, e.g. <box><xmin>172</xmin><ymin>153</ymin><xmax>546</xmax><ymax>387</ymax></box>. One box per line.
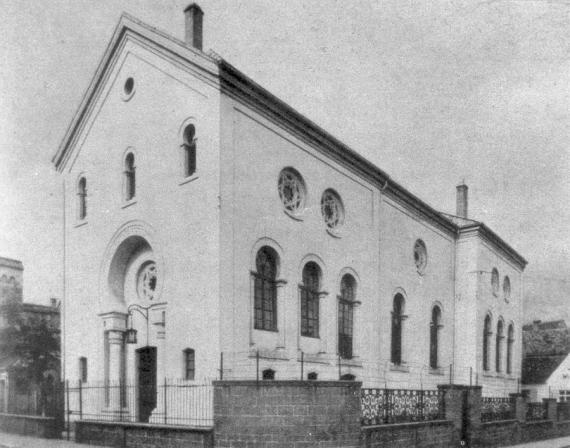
<box><xmin>522</xmin><ymin>354</ymin><xmax>568</xmax><ymax>384</ymax></box>
<box><xmin>52</xmin><ymin>12</ymin><xmax>527</xmax><ymax>269</ymax></box>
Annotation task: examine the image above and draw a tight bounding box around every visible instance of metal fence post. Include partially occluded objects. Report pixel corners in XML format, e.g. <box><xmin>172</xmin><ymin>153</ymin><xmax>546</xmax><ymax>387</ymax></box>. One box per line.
<box><xmin>164</xmin><ymin>377</ymin><xmax>167</xmax><ymax>425</ymax></box>
<box><xmin>78</xmin><ymin>379</ymin><xmax>83</xmax><ymax>420</ymax></box>
<box><xmin>219</xmin><ymin>352</ymin><xmax>224</xmax><ymax>380</ymax></box>
<box><xmin>256</xmin><ymin>350</ymin><xmax>260</xmax><ymax>382</ymax></box>
<box><xmin>338</xmin><ymin>354</ymin><xmax>341</xmax><ymax>379</ymax></box>
<box><xmin>65</xmin><ymin>380</ymin><xmax>70</xmax><ymax>441</ymax></box>
<box><xmin>300</xmin><ymin>351</ymin><xmax>304</xmax><ymax>380</ymax></box>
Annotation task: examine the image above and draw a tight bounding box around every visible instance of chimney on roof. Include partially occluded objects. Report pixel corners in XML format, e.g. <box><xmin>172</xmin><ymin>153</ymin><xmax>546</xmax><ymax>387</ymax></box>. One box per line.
<box><xmin>456</xmin><ymin>182</ymin><xmax>468</xmax><ymax>219</ymax></box>
<box><xmin>184</xmin><ymin>3</ymin><xmax>203</xmax><ymax>51</ymax></box>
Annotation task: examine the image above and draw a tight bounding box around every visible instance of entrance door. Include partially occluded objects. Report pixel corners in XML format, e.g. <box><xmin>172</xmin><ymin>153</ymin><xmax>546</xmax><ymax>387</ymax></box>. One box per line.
<box><xmin>136</xmin><ymin>346</ymin><xmax>157</xmax><ymax>423</ymax></box>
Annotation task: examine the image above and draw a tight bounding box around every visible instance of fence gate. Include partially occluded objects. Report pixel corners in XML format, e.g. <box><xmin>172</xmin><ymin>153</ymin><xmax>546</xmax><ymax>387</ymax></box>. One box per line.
<box><xmin>460</xmin><ymin>389</ymin><xmax>469</xmax><ymax>446</ymax></box>
<box><xmin>137</xmin><ymin>346</ymin><xmax>157</xmax><ymax>423</ymax></box>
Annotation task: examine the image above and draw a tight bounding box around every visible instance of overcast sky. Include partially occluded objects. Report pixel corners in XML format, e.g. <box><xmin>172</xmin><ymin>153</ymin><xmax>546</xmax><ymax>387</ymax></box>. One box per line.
<box><xmin>0</xmin><ymin>0</ymin><xmax>568</xmax><ymax>319</ymax></box>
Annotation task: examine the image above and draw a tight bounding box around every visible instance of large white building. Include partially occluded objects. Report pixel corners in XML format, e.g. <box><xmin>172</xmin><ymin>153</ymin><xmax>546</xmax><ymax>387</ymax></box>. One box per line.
<box><xmin>53</xmin><ymin>5</ymin><xmax>527</xmax><ymax>423</ymax></box>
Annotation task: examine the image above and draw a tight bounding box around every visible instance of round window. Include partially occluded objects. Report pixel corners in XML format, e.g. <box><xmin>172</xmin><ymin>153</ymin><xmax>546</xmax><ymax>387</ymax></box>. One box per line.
<box><xmin>278</xmin><ymin>168</ymin><xmax>306</xmax><ymax>215</ymax></box>
<box><xmin>122</xmin><ymin>77</ymin><xmax>136</xmax><ymax>101</ymax></box>
<box><xmin>414</xmin><ymin>239</ymin><xmax>427</xmax><ymax>274</ymax></box>
<box><xmin>137</xmin><ymin>262</ymin><xmax>157</xmax><ymax>301</ymax></box>
<box><xmin>321</xmin><ymin>189</ymin><xmax>344</xmax><ymax>230</ymax></box>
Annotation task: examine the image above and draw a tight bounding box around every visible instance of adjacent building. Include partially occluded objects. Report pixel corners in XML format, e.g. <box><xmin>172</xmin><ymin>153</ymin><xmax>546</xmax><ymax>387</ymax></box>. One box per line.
<box><xmin>522</xmin><ymin>320</ymin><xmax>570</xmax><ymax>402</ymax></box>
<box><xmin>52</xmin><ymin>5</ymin><xmax>527</xmax><ymax>423</ymax></box>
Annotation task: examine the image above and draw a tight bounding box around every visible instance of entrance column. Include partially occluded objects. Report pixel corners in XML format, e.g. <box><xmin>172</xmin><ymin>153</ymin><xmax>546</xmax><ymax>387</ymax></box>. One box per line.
<box><xmin>100</xmin><ymin>311</ymin><xmax>127</xmax><ymax>417</ymax></box>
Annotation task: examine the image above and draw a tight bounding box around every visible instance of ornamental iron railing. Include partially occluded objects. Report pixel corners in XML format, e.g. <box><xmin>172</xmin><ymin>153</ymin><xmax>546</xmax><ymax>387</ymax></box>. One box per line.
<box><xmin>361</xmin><ymin>388</ymin><xmax>445</xmax><ymax>426</ymax></box>
<box><xmin>526</xmin><ymin>401</ymin><xmax>547</xmax><ymax>421</ymax></box>
<box><xmin>480</xmin><ymin>396</ymin><xmax>516</xmax><ymax>422</ymax></box>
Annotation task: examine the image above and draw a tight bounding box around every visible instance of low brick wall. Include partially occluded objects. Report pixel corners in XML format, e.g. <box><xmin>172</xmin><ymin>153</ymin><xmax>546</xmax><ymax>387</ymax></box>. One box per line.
<box><xmin>213</xmin><ymin>380</ymin><xmax>361</xmax><ymax>448</ymax></box>
<box><xmin>555</xmin><ymin>420</ymin><xmax>570</xmax><ymax>437</ymax></box>
<box><xmin>0</xmin><ymin>413</ymin><xmax>61</xmax><ymax>438</ymax></box>
<box><xmin>360</xmin><ymin>420</ymin><xmax>456</xmax><ymax>448</ymax></box>
<box><xmin>75</xmin><ymin>420</ymin><xmax>213</xmax><ymax>448</ymax></box>
<box><xmin>520</xmin><ymin>420</ymin><xmax>556</xmax><ymax>443</ymax></box>
<box><xmin>474</xmin><ymin>420</ymin><xmax>519</xmax><ymax>447</ymax></box>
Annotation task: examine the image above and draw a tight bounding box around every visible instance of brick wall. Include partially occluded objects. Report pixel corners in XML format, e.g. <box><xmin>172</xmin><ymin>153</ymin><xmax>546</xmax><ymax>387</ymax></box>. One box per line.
<box><xmin>75</xmin><ymin>420</ymin><xmax>213</xmax><ymax>448</ymax></box>
<box><xmin>361</xmin><ymin>420</ymin><xmax>455</xmax><ymax>448</ymax></box>
<box><xmin>213</xmin><ymin>380</ymin><xmax>361</xmax><ymax>448</ymax></box>
<box><xmin>0</xmin><ymin>413</ymin><xmax>61</xmax><ymax>438</ymax></box>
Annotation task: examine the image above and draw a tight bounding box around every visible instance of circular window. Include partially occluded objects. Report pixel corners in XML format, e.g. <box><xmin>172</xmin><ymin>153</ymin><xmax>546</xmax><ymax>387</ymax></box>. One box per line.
<box><xmin>491</xmin><ymin>268</ymin><xmax>499</xmax><ymax>296</ymax></box>
<box><xmin>503</xmin><ymin>276</ymin><xmax>511</xmax><ymax>302</ymax></box>
<box><xmin>414</xmin><ymin>239</ymin><xmax>427</xmax><ymax>274</ymax></box>
<box><xmin>137</xmin><ymin>262</ymin><xmax>157</xmax><ymax>301</ymax></box>
<box><xmin>278</xmin><ymin>168</ymin><xmax>306</xmax><ymax>216</ymax></box>
<box><xmin>122</xmin><ymin>77</ymin><xmax>135</xmax><ymax>101</ymax></box>
<box><xmin>321</xmin><ymin>189</ymin><xmax>344</xmax><ymax>230</ymax></box>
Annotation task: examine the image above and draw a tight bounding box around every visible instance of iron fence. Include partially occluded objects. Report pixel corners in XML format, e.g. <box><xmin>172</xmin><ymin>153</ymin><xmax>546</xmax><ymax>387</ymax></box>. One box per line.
<box><xmin>361</xmin><ymin>388</ymin><xmax>445</xmax><ymax>426</ymax></box>
<box><xmin>65</xmin><ymin>379</ymin><xmax>213</xmax><ymax>427</ymax></box>
<box><xmin>480</xmin><ymin>396</ymin><xmax>516</xmax><ymax>422</ymax></box>
<box><xmin>526</xmin><ymin>401</ymin><xmax>547</xmax><ymax>421</ymax></box>
<box><xmin>558</xmin><ymin>402</ymin><xmax>570</xmax><ymax>421</ymax></box>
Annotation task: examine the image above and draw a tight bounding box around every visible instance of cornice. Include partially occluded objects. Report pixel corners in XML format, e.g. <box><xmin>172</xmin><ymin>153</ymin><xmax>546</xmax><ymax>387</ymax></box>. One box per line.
<box><xmin>458</xmin><ymin>223</ymin><xmax>527</xmax><ymax>270</ymax></box>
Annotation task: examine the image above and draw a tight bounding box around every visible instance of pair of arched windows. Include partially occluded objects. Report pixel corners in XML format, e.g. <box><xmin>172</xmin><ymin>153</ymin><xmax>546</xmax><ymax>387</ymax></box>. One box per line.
<box><xmin>390</xmin><ymin>295</ymin><xmax>442</xmax><ymax>369</ymax></box>
<box><xmin>252</xmin><ymin>246</ymin><xmax>358</xmax><ymax>359</ymax></box>
<box><xmin>483</xmin><ymin>315</ymin><xmax>514</xmax><ymax>374</ymax></box>
<box><xmin>76</xmin><ymin>125</ymin><xmax>197</xmax><ymax>219</ymax></box>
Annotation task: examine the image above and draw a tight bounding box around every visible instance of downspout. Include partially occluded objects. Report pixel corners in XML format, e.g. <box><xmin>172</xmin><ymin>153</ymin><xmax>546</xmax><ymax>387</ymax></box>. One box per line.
<box><xmin>61</xmin><ymin>178</ymin><xmax>66</xmax><ymax>383</ymax></box>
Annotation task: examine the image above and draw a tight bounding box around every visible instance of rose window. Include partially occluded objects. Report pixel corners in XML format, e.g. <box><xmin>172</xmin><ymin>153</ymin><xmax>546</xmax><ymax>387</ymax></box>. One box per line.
<box><xmin>137</xmin><ymin>262</ymin><xmax>157</xmax><ymax>301</ymax></box>
<box><xmin>278</xmin><ymin>168</ymin><xmax>306</xmax><ymax>214</ymax></box>
<box><xmin>321</xmin><ymin>189</ymin><xmax>344</xmax><ymax>230</ymax></box>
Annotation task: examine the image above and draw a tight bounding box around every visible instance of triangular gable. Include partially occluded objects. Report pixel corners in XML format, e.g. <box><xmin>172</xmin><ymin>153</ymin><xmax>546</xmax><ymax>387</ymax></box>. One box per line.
<box><xmin>52</xmin><ymin>13</ymin><xmax>218</xmax><ymax>172</ymax></box>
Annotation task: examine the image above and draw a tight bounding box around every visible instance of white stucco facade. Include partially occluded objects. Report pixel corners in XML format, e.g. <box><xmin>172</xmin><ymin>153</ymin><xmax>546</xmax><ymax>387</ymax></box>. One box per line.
<box><xmin>53</xmin><ymin>10</ymin><xmax>527</xmax><ymax>422</ymax></box>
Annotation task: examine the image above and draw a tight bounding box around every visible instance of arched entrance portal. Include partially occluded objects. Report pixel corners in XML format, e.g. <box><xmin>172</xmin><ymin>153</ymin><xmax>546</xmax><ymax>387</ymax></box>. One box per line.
<box><xmin>100</xmin><ymin>222</ymin><xmax>165</xmax><ymax>422</ymax></box>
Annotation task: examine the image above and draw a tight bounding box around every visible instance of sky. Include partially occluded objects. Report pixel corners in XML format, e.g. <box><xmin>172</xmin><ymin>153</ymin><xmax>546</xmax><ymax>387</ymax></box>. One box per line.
<box><xmin>0</xmin><ymin>0</ymin><xmax>568</xmax><ymax>321</ymax></box>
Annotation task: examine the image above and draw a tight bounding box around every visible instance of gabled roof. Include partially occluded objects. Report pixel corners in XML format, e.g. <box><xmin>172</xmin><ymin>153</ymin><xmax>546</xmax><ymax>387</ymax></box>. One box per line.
<box><xmin>52</xmin><ymin>12</ymin><xmax>527</xmax><ymax>268</ymax></box>
<box><xmin>522</xmin><ymin>353</ymin><xmax>568</xmax><ymax>384</ymax></box>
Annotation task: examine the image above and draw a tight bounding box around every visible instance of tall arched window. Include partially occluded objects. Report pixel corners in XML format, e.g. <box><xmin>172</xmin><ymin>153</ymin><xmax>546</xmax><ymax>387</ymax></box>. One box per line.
<box><xmin>124</xmin><ymin>152</ymin><xmax>136</xmax><ymax>201</ymax></box>
<box><xmin>77</xmin><ymin>177</ymin><xmax>87</xmax><ymax>220</ymax></box>
<box><xmin>496</xmin><ymin>319</ymin><xmax>504</xmax><ymax>372</ymax></box>
<box><xmin>182</xmin><ymin>124</ymin><xmax>196</xmax><ymax>177</ymax></box>
<box><xmin>483</xmin><ymin>315</ymin><xmax>492</xmax><ymax>371</ymax></box>
<box><xmin>252</xmin><ymin>247</ymin><xmax>278</xmax><ymax>331</ymax></box>
<box><xmin>429</xmin><ymin>306</ymin><xmax>442</xmax><ymax>369</ymax></box>
<box><xmin>338</xmin><ymin>274</ymin><xmax>356</xmax><ymax>359</ymax></box>
<box><xmin>507</xmin><ymin>324</ymin><xmax>514</xmax><ymax>374</ymax></box>
<box><xmin>391</xmin><ymin>294</ymin><xmax>406</xmax><ymax>365</ymax></box>
<box><xmin>300</xmin><ymin>262</ymin><xmax>321</xmax><ymax>338</ymax></box>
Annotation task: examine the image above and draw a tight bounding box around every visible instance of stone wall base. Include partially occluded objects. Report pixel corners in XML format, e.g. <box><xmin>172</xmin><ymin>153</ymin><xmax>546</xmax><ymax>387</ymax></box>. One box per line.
<box><xmin>360</xmin><ymin>420</ymin><xmax>456</xmax><ymax>448</ymax></box>
<box><xmin>75</xmin><ymin>420</ymin><xmax>213</xmax><ymax>448</ymax></box>
<box><xmin>0</xmin><ymin>413</ymin><xmax>61</xmax><ymax>438</ymax></box>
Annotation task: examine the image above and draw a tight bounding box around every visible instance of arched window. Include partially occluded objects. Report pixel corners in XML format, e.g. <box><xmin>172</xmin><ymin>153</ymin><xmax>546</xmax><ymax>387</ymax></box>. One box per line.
<box><xmin>300</xmin><ymin>262</ymin><xmax>321</xmax><ymax>338</ymax></box>
<box><xmin>503</xmin><ymin>276</ymin><xmax>511</xmax><ymax>302</ymax></box>
<box><xmin>496</xmin><ymin>320</ymin><xmax>504</xmax><ymax>372</ymax></box>
<box><xmin>182</xmin><ymin>124</ymin><xmax>196</xmax><ymax>177</ymax></box>
<box><xmin>338</xmin><ymin>274</ymin><xmax>356</xmax><ymax>359</ymax></box>
<box><xmin>307</xmin><ymin>372</ymin><xmax>318</xmax><ymax>380</ymax></box>
<box><xmin>77</xmin><ymin>177</ymin><xmax>87</xmax><ymax>220</ymax></box>
<box><xmin>340</xmin><ymin>373</ymin><xmax>355</xmax><ymax>381</ymax></box>
<box><xmin>491</xmin><ymin>268</ymin><xmax>499</xmax><ymax>296</ymax></box>
<box><xmin>252</xmin><ymin>247</ymin><xmax>278</xmax><ymax>331</ymax></box>
<box><xmin>429</xmin><ymin>306</ymin><xmax>442</xmax><ymax>369</ymax></box>
<box><xmin>507</xmin><ymin>324</ymin><xmax>514</xmax><ymax>374</ymax></box>
<box><xmin>483</xmin><ymin>315</ymin><xmax>492</xmax><ymax>371</ymax></box>
<box><xmin>391</xmin><ymin>294</ymin><xmax>406</xmax><ymax>365</ymax></box>
<box><xmin>124</xmin><ymin>152</ymin><xmax>136</xmax><ymax>201</ymax></box>
<box><xmin>262</xmin><ymin>369</ymin><xmax>275</xmax><ymax>380</ymax></box>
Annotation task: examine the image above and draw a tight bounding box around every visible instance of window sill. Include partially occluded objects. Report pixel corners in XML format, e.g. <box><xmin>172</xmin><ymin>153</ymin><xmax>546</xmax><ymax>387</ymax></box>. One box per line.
<box><xmin>390</xmin><ymin>363</ymin><xmax>410</xmax><ymax>373</ymax></box>
<box><xmin>296</xmin><ymin>352</ymin><xmax>329</xmax><ymax>364</ymax></box>
<box><xmin>122</xmin><ymin>199</ymin><xmax>137</xmax><ymax>209</ymax></box>
<box><xmin>249</xmin><ymin>347</ymin><xmax>289</xmax><ymax>361</ymax></box>
<box><xmin>253</xmin><ymin>327</ymin><xmax>278</xmax><ymax>333</ymax></box>
<box><xmin>325</xmin><ymin>227</ymin><xmax>343</xmax><ymax>239</ymax></box>
<box><xmin>283</xmin><ymin>208</ymin><xmax>306</xmax><ymax>222</ymax></box>
<box><xmin>339</xmin><ymin>357</ymin><xmax>363</xmax><ymax>368</ymax></box>
<box><xmin>179</xmin><ymin>174</ymin><xmax>199</xmax><ymax>186</ymax></box>
<box><xmin>301</xmin><ymin>334</ymin><xmax>320</xmax><ymax>340</ymax></box>
<box><xmin>74</xmin><ymin>220</ymin><xmax>88</xmax><ymax>228</ymax></box>
<box><xmin>429</xmin><ymin>368</ymin><xmax>445</xmax><ymax>376</ymax></box>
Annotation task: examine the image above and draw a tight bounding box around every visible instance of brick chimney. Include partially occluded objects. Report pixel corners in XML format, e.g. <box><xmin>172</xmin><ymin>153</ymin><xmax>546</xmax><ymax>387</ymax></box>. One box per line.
<box><xmin>184</xmin><ymin>3</ymin><xmax>203</xmax><ymax>51</ymax></box>
<box><xmin>456</xmin><ymin>183</ymin><xmax>468</xmax><ymax>219</ymax></box>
